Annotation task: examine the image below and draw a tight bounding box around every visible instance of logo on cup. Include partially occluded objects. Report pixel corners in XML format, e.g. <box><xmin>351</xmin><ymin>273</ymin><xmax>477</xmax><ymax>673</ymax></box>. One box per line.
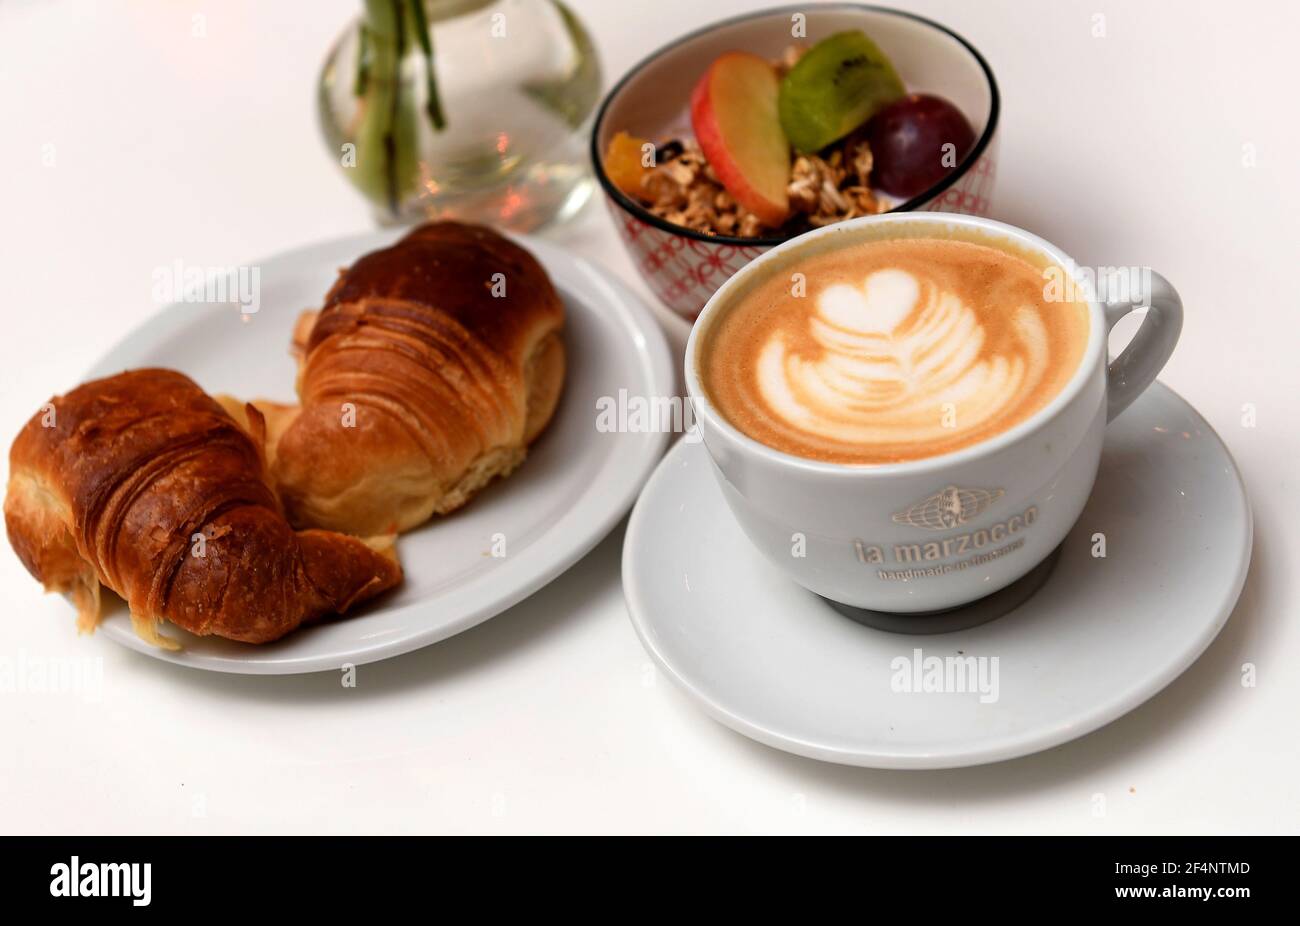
<box><xmin>891</xmin><ymin>485</ymin><xmax>1004</xmax><ymax>531</ymax></box>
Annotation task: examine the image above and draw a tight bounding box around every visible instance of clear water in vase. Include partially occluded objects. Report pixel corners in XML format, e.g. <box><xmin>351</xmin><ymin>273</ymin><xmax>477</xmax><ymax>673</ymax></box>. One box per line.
<box><xmin>319</xmin><ymin>0</ymin><xmax>601</xmax><ymax>231</ymax></box>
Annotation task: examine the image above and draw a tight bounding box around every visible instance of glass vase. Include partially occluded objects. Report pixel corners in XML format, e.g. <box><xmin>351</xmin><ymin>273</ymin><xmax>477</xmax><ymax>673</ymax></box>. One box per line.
<box><xmin>318</xmin><ymin>0</ymin><xmax>602</xmax><ymax>231</ymax></box>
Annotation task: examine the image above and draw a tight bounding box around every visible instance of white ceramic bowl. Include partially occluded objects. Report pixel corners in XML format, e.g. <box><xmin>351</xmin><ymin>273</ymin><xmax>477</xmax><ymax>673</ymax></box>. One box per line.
<box><xmin>591</xmin><ymin>3</ymin><xmax>1000</xmax><ymax>320</ymax></box>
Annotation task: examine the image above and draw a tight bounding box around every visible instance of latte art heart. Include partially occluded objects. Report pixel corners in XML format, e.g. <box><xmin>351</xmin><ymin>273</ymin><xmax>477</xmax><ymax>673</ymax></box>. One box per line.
<box><xmin>701</xmin><ymin>237</ymin><xmax>1090</xmax><ymax>464</ymax></box>
<box><xmin>756</xmin><ymin>268</ymin><xmax>1050</xmax><ymax>444</ymax></box>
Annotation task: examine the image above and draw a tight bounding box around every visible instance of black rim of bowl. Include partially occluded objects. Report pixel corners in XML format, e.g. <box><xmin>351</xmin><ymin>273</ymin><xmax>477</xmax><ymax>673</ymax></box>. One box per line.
<box><xmin>589</xmin><ymin>2</ymin><xmax>1002</xmax><ymax>248</ymax></box>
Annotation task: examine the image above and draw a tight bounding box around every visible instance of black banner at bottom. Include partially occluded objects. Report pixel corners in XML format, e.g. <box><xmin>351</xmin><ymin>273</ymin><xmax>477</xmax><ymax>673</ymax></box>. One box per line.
<box><xmin>1</xmin><ymin>836</ymin><xmax>1280</xmax><ymax>912</ymax></box>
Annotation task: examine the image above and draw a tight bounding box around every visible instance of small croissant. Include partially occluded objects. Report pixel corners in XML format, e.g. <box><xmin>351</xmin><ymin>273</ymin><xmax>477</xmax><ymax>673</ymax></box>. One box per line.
<box><xmin>241</xmin><ymin>221</ymin><xmax>566</xmax><ymax>536</ymax></box>
<box><xmin>4</xmin><ymin>369</ymin><xmax>401</xmax><ymax>647</ymax></box>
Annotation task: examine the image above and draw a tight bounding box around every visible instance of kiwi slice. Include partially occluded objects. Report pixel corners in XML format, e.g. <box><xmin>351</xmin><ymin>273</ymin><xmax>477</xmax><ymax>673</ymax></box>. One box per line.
<box><xmin>779</xmin><ymin>31</ymin><xmax>906</xmax><ymax>153</ymax></box>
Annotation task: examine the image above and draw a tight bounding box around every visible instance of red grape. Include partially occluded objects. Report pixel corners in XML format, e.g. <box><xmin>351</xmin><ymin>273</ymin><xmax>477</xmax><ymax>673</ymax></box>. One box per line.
<box><xmin>865</xmin><ymin>94</ymin><xmax>976</xmax><ymax>199</ymax></box>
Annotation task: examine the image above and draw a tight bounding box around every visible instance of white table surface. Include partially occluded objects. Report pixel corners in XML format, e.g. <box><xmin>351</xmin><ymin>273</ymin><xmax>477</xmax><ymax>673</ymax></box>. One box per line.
<box><xmin>1</xmin><ymin>0</ymin><xmax>1295</xmax><ymax>835</ymax></box>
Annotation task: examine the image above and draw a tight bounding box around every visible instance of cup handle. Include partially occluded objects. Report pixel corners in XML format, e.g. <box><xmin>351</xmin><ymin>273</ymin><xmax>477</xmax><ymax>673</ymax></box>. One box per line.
<box><xmin>1103</xmin><ymin>269</ymin><xmax>1183</xmax><ymax>421</ymax></box>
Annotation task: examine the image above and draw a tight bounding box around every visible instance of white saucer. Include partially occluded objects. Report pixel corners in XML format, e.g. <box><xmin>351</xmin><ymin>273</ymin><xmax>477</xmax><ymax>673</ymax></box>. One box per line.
<box><xmin>82</xmin><ymin>231</ymin><xmax>674</xmax><ymax>674</ymax></box>
<box><xmin>622</xmin><ymin>383</ymin><xmax>1251</xmax><ymax>769</ymax></box>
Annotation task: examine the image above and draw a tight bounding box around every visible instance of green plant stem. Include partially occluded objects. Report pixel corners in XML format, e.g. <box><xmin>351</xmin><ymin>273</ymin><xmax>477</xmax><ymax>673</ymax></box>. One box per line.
<box><xmin>382</xmin><ymin>0</ymin><xmax>407</xmax><ymax>215</ymax></box>
<box><xmin>353</xmin><ymin>23</ymin><xmax>371</xmax><ymax>96</ymax></box>
<box><xmin>350</xmin><ymin>0</ymin><xmax>447</xmax><ymax>218</ymax></box>
<box><xmin>352</xmin><ymin>0</ymin><xmax>419</xmax><ymax>216</ymax></box>
<box><xmin>406</xmin><ymin>0</ymin><xmax>446</xmax><ymax>131</ymax></box>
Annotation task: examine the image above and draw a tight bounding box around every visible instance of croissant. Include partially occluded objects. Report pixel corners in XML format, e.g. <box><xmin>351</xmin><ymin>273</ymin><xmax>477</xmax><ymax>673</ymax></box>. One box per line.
<box><xmin>4</xmin><ymin>369</ymin><xmax>401</xmax><ymax>647</ymax></box>
<box><xmin>244</xmin><ymin>221</ymin><xmax>565</xmax><ymax>535</ymax></box>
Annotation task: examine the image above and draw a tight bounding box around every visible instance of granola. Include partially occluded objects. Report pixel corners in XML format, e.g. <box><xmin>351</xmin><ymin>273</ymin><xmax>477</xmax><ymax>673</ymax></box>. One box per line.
<box><xmin>627</xmin><ymin>133</ymin><xmax>885</xmax><ymax>239</ymax></box>
<box><xmin>605</xmin><ymin>44</ymin><xmax>891</xmax><ymax>239</ymax></box>
<box><xmin>787</xmin><ymin>138</ymin><xmax>886</xmax><ymax>227</ymax></box>
<box><xmin>639</xmin><ymin>140</ymin><xmax>765</xmax><ymax>238</ymax></box>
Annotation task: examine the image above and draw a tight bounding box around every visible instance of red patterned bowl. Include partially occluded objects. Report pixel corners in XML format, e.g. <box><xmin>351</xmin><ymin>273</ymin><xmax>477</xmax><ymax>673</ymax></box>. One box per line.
<box><xmin>591</xmin><ymin>4</ymin><xmax>1000</xmax><ymax>321</ymax></box>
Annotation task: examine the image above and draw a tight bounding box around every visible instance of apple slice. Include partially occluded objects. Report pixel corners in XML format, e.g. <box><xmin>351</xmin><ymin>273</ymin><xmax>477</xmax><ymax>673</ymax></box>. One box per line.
<box><xmin>690</xmin><ymin>52</ymin><xmax>791</xmax><ymax>228</ymax></box>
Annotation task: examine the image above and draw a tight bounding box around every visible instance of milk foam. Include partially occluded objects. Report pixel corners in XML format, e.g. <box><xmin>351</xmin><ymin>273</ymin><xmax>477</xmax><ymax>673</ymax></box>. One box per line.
<box><xmin>755</xmin><ymin>268</ymin><xmax>1050</xmax><ymax>445</ymax></box>
<box><xmin>701</xmin><ymin>237</ymin><xmax>1089</xmax><ymax>464</ymax></box>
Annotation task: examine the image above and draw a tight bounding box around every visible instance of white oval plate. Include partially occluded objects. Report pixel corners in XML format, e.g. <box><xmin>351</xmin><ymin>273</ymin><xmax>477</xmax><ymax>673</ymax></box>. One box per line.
<box><xmin>84</xmin><ymin>231</ymin><xmax>673</xmax><ymax>674</ymax></box>
<box><xmin>623</xmin><ymin>383</ymin><xmax>1251</xmax><ymax>769</ymax></box>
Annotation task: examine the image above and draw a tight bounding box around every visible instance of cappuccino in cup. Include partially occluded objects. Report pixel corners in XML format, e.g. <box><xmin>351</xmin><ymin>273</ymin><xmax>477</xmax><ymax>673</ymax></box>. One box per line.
<box><xmin>699</xmin><ymin>234</ymin><xmax>1090</xmax><ymax>464</ymax></box>
<box><xmin>685</xmin><ymin>214</ymin><xmax>1181</xmax><ymax>613</ymax></box>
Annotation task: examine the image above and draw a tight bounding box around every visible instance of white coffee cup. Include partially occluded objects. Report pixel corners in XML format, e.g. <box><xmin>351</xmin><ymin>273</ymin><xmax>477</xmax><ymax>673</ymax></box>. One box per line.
<box><xmin>685</xmin><ymin>213</ymin><xmax>1182</xmax><ymax>613</ymax></box>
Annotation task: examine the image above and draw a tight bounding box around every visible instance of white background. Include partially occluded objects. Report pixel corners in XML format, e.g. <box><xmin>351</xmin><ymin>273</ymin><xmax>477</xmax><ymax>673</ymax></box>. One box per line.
<box><xmin>1</xmin><ymin>0</ymin><xmax>1296</xmax><ymax>834</ymax></box>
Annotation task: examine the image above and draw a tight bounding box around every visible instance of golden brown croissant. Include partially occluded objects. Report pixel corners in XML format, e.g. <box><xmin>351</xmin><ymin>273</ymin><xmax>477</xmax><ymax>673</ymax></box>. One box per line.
<box><xmin>4</xmin><ymin>369</ymin><xmax>402</xmax><ymax>647</ymax></box>
<box><xmin>246</xmin><ymin>221</ymin><xmax>565</xmax><ymax>536</ymax></box>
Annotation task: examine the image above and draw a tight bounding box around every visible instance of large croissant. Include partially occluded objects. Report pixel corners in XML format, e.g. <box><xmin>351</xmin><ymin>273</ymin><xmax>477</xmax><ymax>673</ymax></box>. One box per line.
<box><xmin>244</xmin><ymin>222</ymin><xmax>565</xmax><ymax>536</ymax></box>
<box><xmin>4</xmin><ymin>369</ymin><xmax>401</xmax><ymax>646</ymax></box>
